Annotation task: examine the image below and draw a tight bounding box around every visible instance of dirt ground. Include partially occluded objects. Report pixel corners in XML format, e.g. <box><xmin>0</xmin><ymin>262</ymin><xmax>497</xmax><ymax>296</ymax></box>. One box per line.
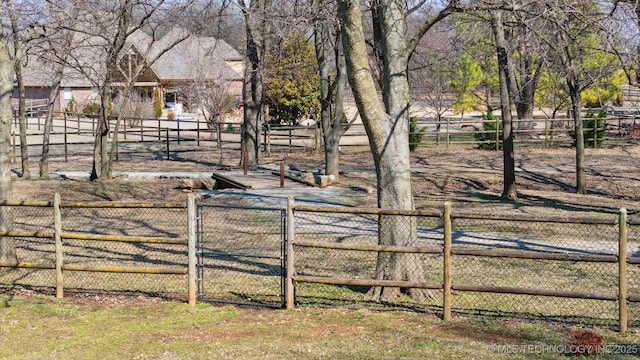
<box><xmin>7</xmin><ymin>144</ymin><xmax>640</xmax><ymax>308</ymax></box>
<box><xmin>11</xmin><ymin>144</ymin><xmax>640</xmax><ymax>216</ymax></box>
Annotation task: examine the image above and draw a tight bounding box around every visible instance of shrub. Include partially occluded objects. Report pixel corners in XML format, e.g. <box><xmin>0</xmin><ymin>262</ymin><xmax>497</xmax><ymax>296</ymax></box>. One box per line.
<box><xmin>409</xmin><ymin>116</ymin><xmax>426</xmax><ymax>152</ymax></box>
<box><xmin>82</xmin><ymin>102</ymin><xmax>100</xmax><ymax>116</ymax></box>
<box><xmin>569</xmin><ymin>108</ymin><xmax>606</xmax><ymax>148</ymax></box>
<box><xmin>67</xmin><ymin>97</ymin><xmax>77</xmax><ymax>113</ymax></box>
<box><xmin>474</xmin><ymin>112</ymin><xmax>502</xmax><ymax>150</ymax></box>
<box><xmin>112</xmin><ymin>93</ymin><xmax>155</xmax><ymax>124</ymax></box>
<box><xmin>167</xmin><ymin>110</ymin><xmax>176</xmax><ymax>120</ymax></box>
<box><xmin>153</xmin><ymin>87</ymin><xmax>163</xmax><ymax>118</ymax></box>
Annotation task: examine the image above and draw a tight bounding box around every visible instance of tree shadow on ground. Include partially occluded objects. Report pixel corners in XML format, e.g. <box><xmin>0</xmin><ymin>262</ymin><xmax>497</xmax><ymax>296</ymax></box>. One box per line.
<box><xmin>448</xmin><ymin>190</ymin><xmax>627</xmax><ymax>215</ymax></box>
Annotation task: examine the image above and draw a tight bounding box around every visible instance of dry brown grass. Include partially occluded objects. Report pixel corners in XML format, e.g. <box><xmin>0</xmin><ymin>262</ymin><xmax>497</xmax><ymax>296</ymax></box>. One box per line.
<box><xmin>5</xmin><ymin>146</ymin><xmax>640</xmax><ymax>358</ymax></box>
<box><xmin>13</xmin><ymin>145</ymin><xmax>640</xmax><ymax>216</ymax></box>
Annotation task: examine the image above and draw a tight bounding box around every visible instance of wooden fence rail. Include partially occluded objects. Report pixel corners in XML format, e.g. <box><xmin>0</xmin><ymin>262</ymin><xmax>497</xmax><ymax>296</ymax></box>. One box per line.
<box><xmin>1</xmin><ymin>193</ymin><xmax>639</xmax><ymax>333</ymax></box>
<box><xmin>288</xmin><ymin>200</ymin><xmax>636</xmax><ymax>334</ymax></box>
<box><xmin>0</xmin><ymin>193</ymin><xmax>197</xmax><ymax>305</ymax></box>
<box><xmin>10</xmin><ymin>111</ymin><xmax>640</xmax><ymax>164</ymax></box>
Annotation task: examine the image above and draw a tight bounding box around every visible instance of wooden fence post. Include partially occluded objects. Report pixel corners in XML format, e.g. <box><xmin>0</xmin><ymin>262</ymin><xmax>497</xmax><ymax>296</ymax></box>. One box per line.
<box><xmin>166</xmin><ymin>128</ymin><xmax>170</xmax><ymax>160</ymax></box>
<box><xmin>619</xmin><ymin>207</ymin><xmax>628</xmax><ymax>334</ymax></box>
<box><xmin>314</xmin><ymin>125</ymin><xmax>319</xmax><ymax>151</ymax></box>
<box><xmin>187</xmin><ymin>193</ymin><xmax>197</xmax><ymax>306</ymax></box>
<box><xmin>443</xmin><ymin>201</ymin><xmax>452</xmax><ymax>321</ymax></box>
<box><xmin>216</xmin><ymin>122</ymin><xmax>222</xmax><ymax>164</ymax></box>
<box><xmin>446</xmin><ymin>117</ymin><xmax>450</xmax><ymax>150</ymax></box>
<box><xmin>64</xmin><ymin>116</ymin><xmax>68</xmax><ymax>162</ymax></box>
<box><xmin>280</xmin><ymin>161</ymin><xmax>285</xmax><ymax>188</ymax></box>
<box><xmin>11</xmin><ymin>131</ymin><xmax>15</xmax><ymax>164</ymax></box>
<box><xmin>243</xmin><ymin>151</ymin><xmax>248</xmax><ymax>175</ymax></box>
<box><xmin>266</xmin><ymin>124</ymin><xmax>271</xmax><ymax>157</ymax></box>
<box><xmin>286</xmin><ymin>196</ymin><xmax>295</xmax><ymax>309</ymax></box>
<box><xmin>54</xmin><ymin>193</ymin><xmax>64</xmax><ymax>299</ymax></box>
<box><xmin>177</xmin><ymin>116</ymin><xmax>181</xmax><ymax>145</ymax></box>
<box><xmin>263</xmin><ymin>125</ymin><xmax>268</xmax><ymax>153</ymax></box>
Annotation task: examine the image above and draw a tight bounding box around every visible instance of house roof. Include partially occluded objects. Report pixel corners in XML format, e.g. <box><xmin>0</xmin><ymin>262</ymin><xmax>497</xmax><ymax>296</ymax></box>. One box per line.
<box><xmin>147</xmin><ymin>28</ymin><xmax>242</xmax><ymax>83</ymax></box>
<box><xmin>20</xmin><ymin>27</ymin><xmax>243</xmax><ymax>88</ymax></box>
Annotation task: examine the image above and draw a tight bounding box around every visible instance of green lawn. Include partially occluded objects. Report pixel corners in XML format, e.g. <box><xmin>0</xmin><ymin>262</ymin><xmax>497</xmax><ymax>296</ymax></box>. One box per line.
<box><xmin>1</xmin><ymin>295</ymin><xmax>639</xmax><ymax>359</ymax></box>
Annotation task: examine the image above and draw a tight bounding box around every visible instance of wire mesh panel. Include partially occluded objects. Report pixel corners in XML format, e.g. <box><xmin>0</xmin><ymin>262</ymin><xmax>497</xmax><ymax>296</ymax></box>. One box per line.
<box><xmin>451</xmin><ymin>215</ymin><xmax>621</xmax><ymax>326</ymax></box>
<box><xmin>626</xmin><ymin>221</ymin><xmax>640</xmax><ymax>328</ymax></box>
<box><xmin>0</xmin><ymin>204</ymin><xmax>55</xmax><ymax>294</ymax></box>
<box><xmin>293</xmin><ymin>209</ymin><xmax>444</xmax><ymax>310</ymax></box>
<box><xmin>197</xmin><ymin>204</ymin><xmax>285</xmax><ymax>308</ymax></box>
<box><xmin>60</xmin><ymin>206</ymin><xmax>188</xmax><ymax>300</ymax></box>
<box><xmin>61</xmin><ymin>206</ymin><xmax>187</xmax><ymax>238</ymax></box>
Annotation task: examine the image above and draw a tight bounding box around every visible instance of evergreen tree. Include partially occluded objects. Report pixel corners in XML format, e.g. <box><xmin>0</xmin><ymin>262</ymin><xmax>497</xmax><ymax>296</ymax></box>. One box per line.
<box><xmin>153</xmin><ymin>86</ymin><xmax>162</xmax><ymax>118</ymax></box>
<box><xmin>264</xmin><ymin>31</ymin><xmax>320</xmax><ymax>124</ymax></box>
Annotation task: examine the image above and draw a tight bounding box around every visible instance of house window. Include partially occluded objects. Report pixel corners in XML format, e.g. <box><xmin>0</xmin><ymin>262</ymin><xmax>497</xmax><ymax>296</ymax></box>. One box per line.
<box><xmin>64</xmin><ymin>88</ymin><xmax>72</xmax><ymax>107</ymax></box>
<box><xmin>91</xmin><ymin>86</ymin><xmax>99</xmax><ymax>102</ymax></box>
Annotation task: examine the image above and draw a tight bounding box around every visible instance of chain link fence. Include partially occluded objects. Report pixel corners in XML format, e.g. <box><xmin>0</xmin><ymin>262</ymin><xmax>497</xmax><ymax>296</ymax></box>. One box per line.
<box><xmin>625</xmin><ymin>219</ymin><xmax>640</xmax><ymax>329</ymax></box>
<box><xmin>60</xmin><ymin>205</ymin><xmax>188</xmax><ymax>298</ymax></box>
<box><xmin>451</xmin><ymin>214</ymin><xmax>621</xmax><ymax>326</ymax></box>
<box><xmin>290</xmin><ymin>205</ymin><xmax>634</xmax><ymax>329</ymax></box>
<box><xmin>196</xmin><ymin>203</ymin><xmax>285</xmax><ymax>308</ymax></box>
<box><xmin>292</xmin><ymin>208</ymin><xmax>444</xmax><ymax>311</ymax></box>
<box><xmin>0</xmin><ymin>203</ymin><xmax>56</xmax><ymax>294</ymax></box>
<box><xmin>2</xmin><ymin>197</ymin><xmax>639</xmax><ymax>330</ymax></box>
<box><xmin>0</xmin><ymin>201</ymin><xmax>190</xmax><ymax>301</ymax></box>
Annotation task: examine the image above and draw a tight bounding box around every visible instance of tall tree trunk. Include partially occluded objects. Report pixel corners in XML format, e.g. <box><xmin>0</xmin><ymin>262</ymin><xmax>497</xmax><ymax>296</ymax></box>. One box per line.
<box><xmin>10</xmin><ymin>6</ymin><xmax>29</xmax><ymax>179</ymax></box>
<box><xmin>91</xmin><ymin>0</ymin><xmax>133</xmax><ymax>181</ymax></box>
<box><xmin>101</xmin><ymin>88</ymin><xmax>112</xmax><ymax>179</ymax></box>
<box><xmin>15</xmin><ymin>61</ymin><xmax>30</xmax><ymax>179</ymax></box>
<box><xmin>90</xmin><ymin>85</ymin><xmax>111</xmax><ymax>181</ymax></box>
<box><xmin>514</xmin><ymin>56</ymin><xmax>541</xmax><ymax>127</ymax></box>
<box><xmin>339</xmin><ymin>0</ymin><xmax>428</xmax><ymax>302</ymax></box>
<box><xmin>512</xmin><ymin>53</ymin><xmax>543</xmax><ymax>132</ymax></box>
<box><xmin>491</xmin><ymin>11</ymin><xmax>517</xmax><ymax>200</ymax></box>
<box><xmin>568</xmin><ymin>78</ymin><xmax>586</xmax><ymax>194</ymax></box>
<box><xmin>108</xmin><ymin>90</ymin><xmax>134</xmax><ymax>167</ymax></box>
<box><xmin>315</xmin><ymin>15</ymin><xmax>346</xmax><ymax>181</ymax></box>
<box><xmin>39</xmin><ymin>64</ymin><xmax>65</xmax><ymax>180</ymax></box>
<box><xmin>240</xmin><ymin>0</ymin><xmax>270</xmax><ymax>167</ymax></box>
<box><xmin>0</xmin><ymin>28</ymin><xmax>16</xmax><ymax>262</ymax></box>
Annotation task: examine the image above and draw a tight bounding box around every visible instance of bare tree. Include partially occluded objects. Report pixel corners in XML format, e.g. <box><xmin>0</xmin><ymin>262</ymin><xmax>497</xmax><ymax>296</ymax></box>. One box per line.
<box><xmin>410</xmin><ymin>48</ymin><xmax>455</xmax><ymax>145</ymax></box>
<box><xmin>199</xmin><ymin>79</ymin><xmax>238</xmax><ymax>128</ymax></box>
<box><xmin>505</xmin><ymin>2</ymin><xmax>547</xmax><ymax>131</ymax></box>
<box><xmin>337</xmin><ymin>0</ymin><xmax>461</xmax><ymax>301</ymax></box>
<box><xmin>314</xmin><ymin>0</ymin><xmax>347</xmax><ymax>181</ymax></box>
<box><xmin>490</xmin><ymin>9</ymin><xmax>517</xmax><ymax>200</ymax></box>
<box><xmin>29</xmin><ymin>2</ymin><xmax>78</xmax><ymax>180</ymax></box>
<box><xmin>238</xmin><ymin>0</ymin><xmax>271</xmax><ymax>167</ymax></box>
<box><xmin>52</xmin><ymin>0</ymin><xmax>203</xmax><ymax>180</ymax></box>
<box><xmin>611</xmin><ymin>1</ymin><xmax>640</xmax><ymax>85</ymax></box>
<box><xmin>0</xmin><ymin>4</ymin><xmax>16</xmax><ymax>262</ymax></box>
<box><xmin>545</xmin><ymin>1</ymin><xmax>620</xmax><ymax>194</ymax></box>
<box><xmin>8</xmin><ymin>0</ymin><xmax>43</xmax><ymax>179</ymax></box>
<box><xmin>10</xmin><ymin>11</ymin><xmax>29</xmax><ymax>179</ymax></box>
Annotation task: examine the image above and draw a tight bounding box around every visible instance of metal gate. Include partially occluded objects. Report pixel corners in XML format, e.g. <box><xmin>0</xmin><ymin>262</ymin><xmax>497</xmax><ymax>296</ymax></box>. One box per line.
<box><xmin>196</xmin><ymin>203</ymin><xmax>286</xmax><ymax>308</ymax></box>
